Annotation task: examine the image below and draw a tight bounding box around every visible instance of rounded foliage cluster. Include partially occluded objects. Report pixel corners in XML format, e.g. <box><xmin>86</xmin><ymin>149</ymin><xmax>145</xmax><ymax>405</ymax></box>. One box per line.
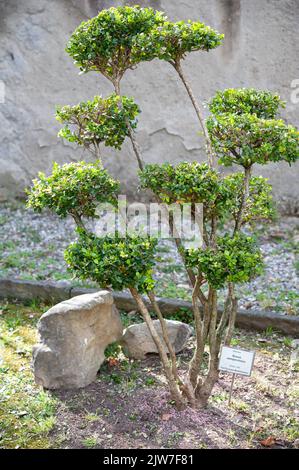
<box><xmin>66</xmin><ymin>6</ymin><xmax>166</xmax><ymax>80</ymax></box>
<box><xmin>65</xmin><ymin>230</ymin><xmax>157</xmax><ymax>293</ymax></box>
<box><xmin>26</xmin><ymin>161</ymin><xmax>119</xmax><ymax>218</ymax></box>
<box><xmin>141</xmin><ymin>162</ymin><xmax>275</xmax><ymax>225</ymax></box>
<box><xmin>133</xmin><ymin>21</ymin><xmax>223</xmax><ymax>64</ymax></box>
<box><xmin>222</xmin><ymin>174</ymin><xmax>274</xmax><ymax>224</ymax></box>
<box><xmin>140</xmin><ymin>162</ymin><xmax>223</xmax><ymax>203</ymax></box>
<box><xmin>185</xmin><ymin>233</ymin><xmax>264</xmax><ymax>289</ymax></box>
<box><xmin>207</xmin><ymin>113</ymin><xmax>299</xmax><ymax>168</ymax></box>
<box><xmin>56</xmin><ymin>94</ymin><xmax>140</xmax><ymax>150</ymax></box>
<box><xmin>140</xmin><ymin>162</ymin><xmax>234</xmax><ymax>220</ymax></box>
<box><xmin>209</xmin><ymin>88</ymin><xmax>284</xmax><ymax>119</ymax></box>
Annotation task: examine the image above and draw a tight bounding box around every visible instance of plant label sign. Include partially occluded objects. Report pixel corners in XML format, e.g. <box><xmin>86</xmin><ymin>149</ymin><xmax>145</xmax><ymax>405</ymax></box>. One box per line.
<box><xmin>219</xmin><ymin>346</ymin><xmax>255</xmax><ymax>377</ymax></box>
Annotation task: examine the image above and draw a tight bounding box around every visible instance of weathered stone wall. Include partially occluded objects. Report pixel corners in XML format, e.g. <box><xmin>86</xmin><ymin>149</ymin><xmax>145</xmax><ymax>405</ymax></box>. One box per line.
<box><xmin>0</xmin><ymin>0</ymin><xmax>298</xmax><ymax>205</ymax></box>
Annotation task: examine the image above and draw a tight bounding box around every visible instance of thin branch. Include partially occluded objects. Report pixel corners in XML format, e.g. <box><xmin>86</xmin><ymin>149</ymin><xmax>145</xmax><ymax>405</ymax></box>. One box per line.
<box><xmin>234</xmin><ymin>166</ymin><xmax>252</xmax><ymax>235</ymax></box>
<box><xmin>172</xmin><ymin>59</ymin><xmax>215</xmax><ymax>169</ymax></box>
<box><xmin>113</xmin><ymin>79</ymin><xmax>145</xmax><ymax>171</ymax></box>
<box><xmin>210</xmin><ymin>214</ymin><xmax>218</xmax><ymax>249</ymax></box>
<box><xmin>70</xmin><ymin>210</ymin><xmax>87</xmax><ymax>231</ymax></box>
<box><xmin>188</xmin><ymin>275</ymin><xmax>205</xmax><ymax>388</ymax></box>
<box><xmin>127</xmin><ymin>126</ymin><xmax>145</xmax><ymax>171</ymax></box>
<box><xmin>207</xmin><ymin>289</ymin><xmax>218</xmax><ymax>363</ymax></box>
<box><xmin>201</xmin><ymin>286</ymin><xmax>213</xmax><ymax>345</ymax></box>
<box><xmin>130</xmin><ymin>287</ymin><xmax>185</xmax><ymax>409</ymax></box>
<box><xmin>161</xmin><ymin>201</ymin><xmax>196</xmax><ymax>289</ymax></box>
<box><xmin>216</xmin><ymin>283</ymin><xmax>233</xmax><ymax>339</ymax></box>
<box><xmin>195</xmin><ymin>289</ymin><xmax>220</xmax><ymax>405</ymax></box>
<box><xmin>224</xmin><ymin>283</ymin><xmax>238</xmax><ymax>345</ymax></box>
<box><xmin>147</xmin><ymin>290</ymin><xmax>179</xmax><ymax>380</ymax></box>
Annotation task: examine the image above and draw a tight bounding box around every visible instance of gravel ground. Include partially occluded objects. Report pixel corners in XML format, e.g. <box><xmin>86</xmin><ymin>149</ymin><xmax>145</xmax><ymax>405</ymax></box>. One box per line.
<box><xmin>0</xmin><ymin>203</ymin><xmax>298</xmax><ymax>315</ymax></box>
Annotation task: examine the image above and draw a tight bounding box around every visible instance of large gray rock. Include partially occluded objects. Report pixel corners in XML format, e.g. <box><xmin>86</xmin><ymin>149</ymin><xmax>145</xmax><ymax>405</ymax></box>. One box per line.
<box><xmin>32</xmin><ymin>290</ymin><xmax>123</xmax><ymax>389</ymax></box>
<box><xmin>120</xmin><ymin>319</ymin><xmax>193</xmax><ymax>359</ymax></box>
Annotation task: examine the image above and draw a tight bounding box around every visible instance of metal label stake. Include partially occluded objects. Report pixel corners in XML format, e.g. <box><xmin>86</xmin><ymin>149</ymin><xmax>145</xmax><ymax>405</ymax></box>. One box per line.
<box><xmin>219</xmin><ymin>346</ymin><xmax>256</xmax><ymax>407</ymax></box>
<box><xmin>228</xmin><ymin>373</ymin><xmax>236</xmax><ymax>406</ymax></box>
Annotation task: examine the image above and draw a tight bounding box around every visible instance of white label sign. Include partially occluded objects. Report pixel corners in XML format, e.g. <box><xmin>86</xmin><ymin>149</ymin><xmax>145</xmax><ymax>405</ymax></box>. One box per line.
<box><xmin>219</xmin><ymin>346</ymin><xmax>255</xmax><ymax>377</ymax></box>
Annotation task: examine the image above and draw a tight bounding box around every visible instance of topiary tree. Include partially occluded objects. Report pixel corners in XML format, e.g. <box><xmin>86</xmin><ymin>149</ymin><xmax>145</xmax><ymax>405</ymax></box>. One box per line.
<box><xmin>65</xmin><ymin>6</ymin><xmax>167</xmax><ymax>83</ymax></box>
<box><xmin>27</xmin><ymin>6</ymin><xmax>299</xmax><ymax>409</ymax></box>
<box><xmin>56</xmin><ymin>94</ymin><xmax>140</xmax><ymax>157</ymax></box>
<box><xmin>27</xmin><ymin>161</ymin><xmax>120</xmax><ymax>228</ymax></box>
<box><xmin>208</xmin><ymin>88</ymin><xmax>284</xmax><ymax>118</ymax></box>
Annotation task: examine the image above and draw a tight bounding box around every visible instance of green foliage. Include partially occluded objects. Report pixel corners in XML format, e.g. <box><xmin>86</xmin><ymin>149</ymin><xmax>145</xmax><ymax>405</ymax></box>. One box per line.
<box><xmin>207</xmin><ymin>113</ymin><xmax>299</xmax><ymax>168</ymax></box>
<box><xmin>65</xmin><ymin>230</ymin><xmax>157</xmax><ymax>293</ymax></box>
<box><xmin>56</xmin><ymin>94</ymin><xmax>140</xmax><ymax>150</ymax></box>
<box><xmin>140</xmin><ymin>162</ymin><xmax>270</xmax><ymax>289</ymax></box>
<box><xmin>222</xmin><ymin>173</ymin><xmax>275</xmax><ymax>224</ymax></box>
<box><xmin>104</xmin><ymin>342</ymin><xmax>121</xmax><ymax>359</ymax></box>
<box><xmin>66</xmin><ymin>6</ymin><xmax>166</xmax><ymax>80</ymax></box>
<box><xmin>26</xmin><ymin>161</ymin><xmax>119</xmax><ymax>218</ymax></box>
<box><xmin>207</xmin><ymin>87</ymin><xmax>299</xmax><ymax>168</ymax></box>
<box><xmin>133</xmin><ymin>20</ymin><xmax>223</xmax><ymax>63</ymax></box>
<box><xmin>140</xmin><ymin>161</ymin><xmax>229</xmax><ymax>208</ymax></box>
<box><xmin>209</xmin><ymin>88</ymin><xmax>284</xmax><ymax>119</ymax></box>
<box><xmin>140</xmin><ymin>163</ymin><xmax>275</xmax><ymax>225</ymax></box>
<box><xmin>168</xmin><ymin>307</ymin><xmax>194</xmax><ymax>324</ymax></box>
<box><xmin>185</xmin><ymin>234</ymin><xmax>264</xmax><ymax>289</ymax></box>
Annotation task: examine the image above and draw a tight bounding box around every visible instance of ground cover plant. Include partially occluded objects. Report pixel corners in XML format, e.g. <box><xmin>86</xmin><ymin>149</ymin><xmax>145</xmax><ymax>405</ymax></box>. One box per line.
<box><xmin>26</xmin><ymin>6</ymin><xmax>299</xmax><ymax>410</ymax></box>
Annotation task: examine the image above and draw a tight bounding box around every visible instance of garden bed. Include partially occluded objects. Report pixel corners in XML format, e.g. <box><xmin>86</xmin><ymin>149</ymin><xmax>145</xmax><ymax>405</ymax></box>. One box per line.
<box><xmin>0</xmin><ymin>302</ymin><xmax>298</xmax><ymax>449</ymax></box>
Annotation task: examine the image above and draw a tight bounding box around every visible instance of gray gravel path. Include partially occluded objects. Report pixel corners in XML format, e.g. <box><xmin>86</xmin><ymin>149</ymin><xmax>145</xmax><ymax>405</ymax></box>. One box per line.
<box><xmin>0</xmin><ymin>203</ymin><xmax>298</xmax><ymax>315</ymax></box>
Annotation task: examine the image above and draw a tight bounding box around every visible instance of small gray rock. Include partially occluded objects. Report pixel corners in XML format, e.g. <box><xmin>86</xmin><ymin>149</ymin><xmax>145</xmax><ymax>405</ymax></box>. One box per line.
<box><xmin>120</xmin><ymin>319</ymin><xmax>193</xmax><ymax>360</ymax></box>
<box><xmin>32</xmin><ymin>291</ymin><xmax>123</xmax><ymax>389</ymax></box>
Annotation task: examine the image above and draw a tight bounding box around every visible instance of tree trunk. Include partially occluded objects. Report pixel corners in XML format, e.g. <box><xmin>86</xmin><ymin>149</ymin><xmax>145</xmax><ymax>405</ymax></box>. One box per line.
<box><xmin>195</xmin><ymin>288</ymin><xmax>219</xmax><ymax>406</ymax></box>
<box><xmin>234</xmin><ymin>166</ymin><xmax>252</xmax><ymax>234</ymax></box>
<box><xmin>188</xmin><ymin>276</ymin><xmax>205</xmax><ymax>387</ymax></box>
<box><xmin>130</xmin><ymin>287</ymin><xmax>185</xmax><ymax>409</ymax></box>
<box><xmin>147</xmin><ymin>290</ymin><xmax>179</xmax><ymax>380</ymax></box>
<box><xmin>196</xmin><ymin>366</ymin><xmax>220</xmax><ymax>408</ymax></box>
<box><xmin>70</xmin><ymin>211</ymin><xmax>86</xmax><ymax>231</ymax></box>
<box><xmin>225</xmin><ymin>284</ymin><xmax>238</xmax><ymax>345</ymax></box>
<box><xmin>113</xmin><ymin>79</ymin><xmax>145</xmax><ymax>171</ymax></box>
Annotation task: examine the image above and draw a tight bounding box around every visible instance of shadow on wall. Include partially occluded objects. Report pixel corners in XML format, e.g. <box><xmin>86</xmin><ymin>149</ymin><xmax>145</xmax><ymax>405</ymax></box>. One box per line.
<box><xmin>218</xmin><ymin>0</ymin><xmax>241</xmax><ymax>60</ymax></box>
<box><xmin>70</xmin><ymin>0</ymin><xmax>162</xmax><ymax>18</ymax></box>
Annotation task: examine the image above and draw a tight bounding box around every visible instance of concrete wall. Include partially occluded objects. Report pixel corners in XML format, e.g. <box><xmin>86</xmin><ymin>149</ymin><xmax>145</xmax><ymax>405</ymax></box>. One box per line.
<box><xmin>0</xmin><ymin>0</ymin><xmax>298</xmax><ymax>206</ymax></box>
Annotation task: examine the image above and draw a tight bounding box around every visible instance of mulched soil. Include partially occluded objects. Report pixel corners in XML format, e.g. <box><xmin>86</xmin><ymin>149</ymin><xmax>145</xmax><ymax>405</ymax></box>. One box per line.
<box><xmin>49</xmin><ymin>330</ymin><xmax>299</xmax><ymax>449</ymax></box>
